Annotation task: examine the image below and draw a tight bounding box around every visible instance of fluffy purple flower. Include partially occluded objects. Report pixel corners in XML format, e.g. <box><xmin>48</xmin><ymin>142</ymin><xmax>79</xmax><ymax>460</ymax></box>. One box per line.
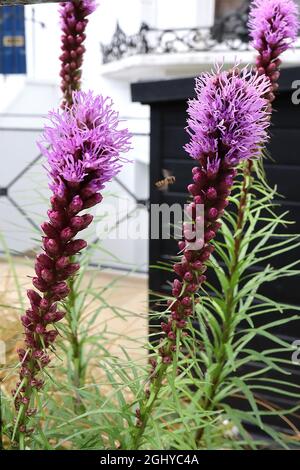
<box><xmin>158</xmin><ymin>65</ymin><xmax>271</xmax><ymax>362</ymax></box>
<box><xmin>13</xmin><ymin>90</ymin><xmax>131</xmax><ymax>439</ymax></box>
<box><xmin>59</xmin><ymin>0</ymin><xmax>98</xmax><ymax>106</ymax></box>
<box><xmin>248</xmin><ymin>0</ymin><xmax>299</xmax><ymax>102</ymax></box>
<box><xmin>40</xmin><ymin>91</ymin><xmax>131</xmax><ymax>195</ymax></box>
<box><xmin>249</xmin><ymin>0</ymin><xmax>299</xmax><ymax>55</ymax></box>
<box><xmin>79</xmin><ymin>0</ymin><xmax>97</xmax><ymax>15</ymax></box>
<box><xmin>185</xmin><ymin>66</ymin><xmax>270</xmax><ymax>166</ymax></box>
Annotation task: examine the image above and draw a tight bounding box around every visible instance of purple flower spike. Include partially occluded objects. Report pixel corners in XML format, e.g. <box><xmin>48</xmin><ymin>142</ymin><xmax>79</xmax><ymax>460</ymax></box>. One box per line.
<box><xmin>40</xmin><ymin>91</ymin><xmax>131</xmax><ymax>194</ymax></box>
<box><xmin>59</xmin><ymin>0</ymin><xmax>98</xmax><ymax>106</ymax></box>
<box><xmin>249</xmin><ymin>0</ymin><xmax>299</xmax><ymax>54</ymax></box>
<box><xmin>158</xmin><ymin>65</ymin><xmax>271</xmax><ymax>360</ymax></box>
<box><xmin>248</xmin><ymin>0</ymin><xmax>299</xmax><ymax>102</ymax></box>
<box><xmin>14</xmin><ymin>91</ymin><xmax>131</xmax><ymax>437</ymax></box>
<box><xmin>185</xmin><ymin>66</ymin><xmax>270</xmax><ymax>165</ymax></box>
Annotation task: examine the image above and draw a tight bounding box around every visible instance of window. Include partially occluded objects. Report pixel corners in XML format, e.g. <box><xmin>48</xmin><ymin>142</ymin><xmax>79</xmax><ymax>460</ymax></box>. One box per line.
<box><xmin>215</xmin><ymin>0</ymin><xmax>246</xmax><ymax>19</ymax></box>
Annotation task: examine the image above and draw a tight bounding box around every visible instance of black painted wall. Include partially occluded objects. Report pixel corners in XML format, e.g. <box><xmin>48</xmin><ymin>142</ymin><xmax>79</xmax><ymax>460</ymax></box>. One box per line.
<box><xmin>132</xmin><ymin>68</ymin><xmax>300</xmax><ymax>432</ymax></box>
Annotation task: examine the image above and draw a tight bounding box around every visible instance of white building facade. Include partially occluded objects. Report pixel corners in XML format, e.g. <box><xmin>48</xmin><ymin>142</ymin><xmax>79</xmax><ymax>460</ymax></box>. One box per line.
<box><xmin>0</xmin><ymin>0</ymin><xmax>299</xmax><ymax>272</ymax></box>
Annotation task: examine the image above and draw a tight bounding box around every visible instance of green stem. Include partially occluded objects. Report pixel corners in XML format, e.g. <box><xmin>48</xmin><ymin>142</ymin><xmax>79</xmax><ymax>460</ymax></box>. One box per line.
<box><xmin>129</xmin><ymin>293</ymin><xmax>196</xmax><ymax>449</ymax></box>
<box><xmin>65</xmin><ymin>275</ymin><xmax>86</xmax><ymax>414</ymax></box>
<box><xmin>196</xmin><ymin>160</ymin><xmax>253</xmax><ymax>445</ymax></box>
<box><xmin>19</xmin><ymin>433</ymin><xmax>25</xmax><ymax>450</ymax></box>
<box><xmin>15</xmin><ymin>356</ymin><xmax>40</xmax><ymax>448</ymax></box>
<box><xmin>130</xmin><ymin>363</ymin><xmax>168</xmax><ymax>449</ymax></box>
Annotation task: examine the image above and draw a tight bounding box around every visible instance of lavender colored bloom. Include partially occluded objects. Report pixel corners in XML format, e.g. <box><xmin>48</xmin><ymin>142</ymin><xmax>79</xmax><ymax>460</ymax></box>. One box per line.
<box><xmin>79</xmin><ymin>0</ymin><xmax>97</xmax><ymax>15</ymax></box>
<box><xmin>185</xmin><ymin>66</ymin><xmax>270</xmax><ymax>166</ymax></box>
<box><xmin>132</xmin><ymin>65</ymin><xmax>272</xmax><ymax>443</ymax></box>
<box><xmin>159</xmin><ymin>65</ymin><xmax>271</xmax><ymax>360</ymax></box>
<box><xmin>248</xmin><ymin>0</ymin><xmax>299</xmax><ymax>103</ymax></box>
<box><xmin>249</xmin><ymin>0</ymin><xmax>299</xmax><ymax>55</ymax></box>
<box><xmin>40</xmin><ymin>91</ymin><xmax>131</xmax><ymax>194</ymax></box>
<box><xmin>14</xmin><ymin>91</ymin><xmax>131</xmax><ymax>439</ymax></box>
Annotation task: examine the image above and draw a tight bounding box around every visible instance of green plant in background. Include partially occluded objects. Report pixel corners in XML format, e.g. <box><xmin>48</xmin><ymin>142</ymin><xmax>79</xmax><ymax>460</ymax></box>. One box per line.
<box><xmin>1</xmin><ymin>167</ymin><xmax>300</xmax><ymax>451</ymax></box>
<box><xmin>0</xmin><ymin>233</ymin><xmax>149</xmax><ymax>450</ymax></box>
<box><xmin>128</xmin><ymin>63</ymin><xmax>272</xmax><ymax>448</ymax></box>
<box><xmin>127</xmin><ymin>0</ymin><xmax>300</xmax><ymax>450</ymax></box>
<box><xmin>192</xmin><ymin>163</ymin><xmax>300</xmax><ymax>449</ymax></box>
<box><xmin>1</xmin><ymin>0</ymin><xmax>300</xmax><ymax>452</ymax></box>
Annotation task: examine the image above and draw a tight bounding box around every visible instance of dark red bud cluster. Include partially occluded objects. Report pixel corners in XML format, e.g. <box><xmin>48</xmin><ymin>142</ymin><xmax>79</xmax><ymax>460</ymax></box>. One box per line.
<box><xmin>13</xmin><ymin>177</ymin><xmax>102</xmax><ymax>428</ymax></box>
<box><xmin>256</xmin><ymin>54</ymin><xmax>282</xmax><ymax>104</ymax></box>
<box><xmin>158</xmin><ymin>160</ymin><xmax>237</xmax><ymax>363</ymax></box>
<box><xmin>59</xmin><ymin>1</ymin><xmax>92</xmax><ymax>106</ymax></box>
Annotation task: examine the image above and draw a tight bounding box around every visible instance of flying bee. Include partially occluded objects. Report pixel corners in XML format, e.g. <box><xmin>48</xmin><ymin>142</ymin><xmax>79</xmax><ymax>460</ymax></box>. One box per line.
<box><xmin>155</xmin><ymin>169</ymin><xmax>176</xmax><ymax>191</ymax></box>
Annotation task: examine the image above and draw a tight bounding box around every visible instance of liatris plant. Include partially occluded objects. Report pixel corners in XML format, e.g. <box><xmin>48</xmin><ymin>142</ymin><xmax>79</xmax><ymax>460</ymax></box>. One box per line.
<box><xmin>12</xmin><ymin>91</ymin><xmax>131</xmax><ymax>448</ymax></box>
<box><xmin>249</xmin><ymin>0</ymin><xmax>299</xmax><ymax>104</ymax></box>
<box><xmin>162</xmin><ymin>67</ymin><xmax>270</xmax><ymax>358</ymax></box>
<box><xmin>130</xmin><ymin>65</ymin><xmax>271</xmax><ymax>449</ymax></box>
<box><xmin>229</xmin><ymin>0</ymin><xmax>299</xmax><ymax>317</ymax></box>
<box><xmin>190</xmin><ymin>0</ymin><xmax>300</xmax><ymax>447</ymax></box>
<box><xmin>239</xmin><ymin>0</ymin><xmax>299</xmax><ymax>243</ymax></box>
<box><xmin>58</xmin><ymin>0</ymin><xmax>98</xmax><ymax>406</ymax></box>
<box><xmin>59</xmin><ymin>0</ymin><xmax>97</xmax><ymax>106</ymax></box>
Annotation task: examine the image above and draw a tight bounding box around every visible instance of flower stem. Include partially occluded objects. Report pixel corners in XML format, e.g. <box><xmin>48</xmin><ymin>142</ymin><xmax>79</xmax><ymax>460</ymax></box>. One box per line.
<box><xmin>65</xmin><ymin>274</ymin><xmax>86</xmax><ymax>413</ymax></box>
<box><xmin>130</xmin><ymin>363</ymin><xmax>168</xmax><ymax>449</ymax></box>
<box><xmin>196</xmin><ymin>160</ymin><xmax>253</xmax><ymax>445</ymax></box>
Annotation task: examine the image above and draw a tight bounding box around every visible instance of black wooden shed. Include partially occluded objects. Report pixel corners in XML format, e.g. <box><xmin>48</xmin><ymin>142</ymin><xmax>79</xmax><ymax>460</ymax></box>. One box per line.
<box><xmin>132</xmin><ymin>67</ymin><xmax>300</xmax><ymax>433</ymax></box>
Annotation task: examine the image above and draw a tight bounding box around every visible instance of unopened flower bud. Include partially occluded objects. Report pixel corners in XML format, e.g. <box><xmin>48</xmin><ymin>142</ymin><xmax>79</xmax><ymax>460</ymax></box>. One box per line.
<box><xmin>32</xmin><ymin>277</ymin><xmax>48</xmax><ymax>293</ymax></box>
<box><xmin>27</xmin><ymin>290</ymin><xmax>41</xmax><ymax>308</ymax></box>
<box><xmin>82</xmin><ymin>193</ymin><xmax>103</xmax><ymax>209</ymax></box>
<box><xmin>36</xmin><ymin>253</ymin><xmax>53</xmax><ymax>269</ymax></box>
<box><xmin>60</xmin><ymin>227</ymin><xmax>74</xmax><ymax>242</ymax></box>
<box><xmin>206</xmin><ymin>187</ymin><xmax>217</xmax><ymax>200</ymax></box>
<box><xmin>47</xmin><ymin>210</ymin><xmax>64</xmax><ymax>229</ymax></box>
<box><xmin>70</xmin><ymin>213</ymin><xmax>93</xmax><ymax>231</ymax></box>
<box><xmin>43</xmin><ymin>238</ymin><xmax>60</xmax><ymax>256</ymax></box>
<box><xmin>65</xmin><ymin>239</ymin><xmax>87</xmax><ymax>255</ymax></box>
<box><xmin>162</xmin><ymin>356</ymin><xmax>172</xmax><ymax>364</ymax></box>
<box><xmin>56</xmin><ymin>256</ymin><xmax>69</xmax><ymax>270</ymax></box>
<box><xmin>41</xmin><ymin>269</ymin><xmax>54</xmax><ymax>283</ymax></box>
<box><xmin>181</xmin><ymin>297</ymin><xmax>192</xmax><ymax>307</ymax></box>
<box><xmin>51</xmin><ymin>282</ymin><xmax>69</xmax><ymax>297</ymax></box>
<box><xmin>187</xmin><ymin>184</ymin><xmax>198</xmax><ymax>196</ymax></box>
<box><xmin>41</xmin><ymin>222</ymin><xmax>57</xmax><ymax>238</ymax></box>
<box><xmin>68</xmin><ymin>195</ymin><xmax>83</xmax><ymax>215</ymax></box>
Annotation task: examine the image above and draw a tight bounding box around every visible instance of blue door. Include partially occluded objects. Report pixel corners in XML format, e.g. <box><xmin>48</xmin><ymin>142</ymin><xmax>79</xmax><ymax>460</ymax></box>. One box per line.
<box><xmin>0</xmin><ymin>5</ymin><xmax>26</xmax><ymax>74</ymax></box>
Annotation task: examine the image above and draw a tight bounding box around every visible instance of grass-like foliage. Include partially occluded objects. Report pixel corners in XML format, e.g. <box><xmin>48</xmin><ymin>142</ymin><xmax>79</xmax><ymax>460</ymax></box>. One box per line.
<box><xmin>0</xmin><ymin>159</ymin><xmax>300</xmax><ymax>450</ymax></box>
<box><xmin>162</xmin><ymin>160</ymin><xmax>300</xmax><ymax>449</ymax></box>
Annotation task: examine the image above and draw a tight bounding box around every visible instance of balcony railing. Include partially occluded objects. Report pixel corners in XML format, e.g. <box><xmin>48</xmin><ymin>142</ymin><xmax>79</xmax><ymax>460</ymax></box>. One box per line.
<box><xmin>101</xmin><ymin>2</ymin><xmax>254</xmax><ymax>64</ymax></box>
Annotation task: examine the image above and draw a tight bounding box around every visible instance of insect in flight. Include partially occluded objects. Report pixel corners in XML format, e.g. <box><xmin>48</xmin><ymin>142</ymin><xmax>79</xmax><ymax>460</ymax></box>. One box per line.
<box><xmin>155</xmin><ymin>169</ymin><xmax>176</xmax><ymax>191</ymax></box>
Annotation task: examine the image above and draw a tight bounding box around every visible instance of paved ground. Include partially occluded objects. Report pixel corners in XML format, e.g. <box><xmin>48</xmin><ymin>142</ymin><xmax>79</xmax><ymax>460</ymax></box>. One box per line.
<box><xmin>0</xmin><ymin>259</ymin><xmax>148</xmax><ymax>376</ymax></box>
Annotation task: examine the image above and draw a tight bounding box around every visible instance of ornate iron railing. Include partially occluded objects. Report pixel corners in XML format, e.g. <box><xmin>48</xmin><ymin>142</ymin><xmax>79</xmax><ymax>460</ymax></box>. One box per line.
<box><xmin>101</xmin><ymin>2</ymin><xmax>253</xmax><ymax>64</ymax></box>
<box><xmin>0</xmin><ymin>1</ymin><xmax>63</xmax><ymax>4</ymax></box>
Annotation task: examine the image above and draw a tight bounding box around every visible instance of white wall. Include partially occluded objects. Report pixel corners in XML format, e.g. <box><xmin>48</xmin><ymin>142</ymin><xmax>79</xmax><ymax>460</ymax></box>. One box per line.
<box><xmin>0</xmin><ymin>1</ymin><xmax>151</xmax><ymax>272</ymax></box>
<box><xmin>2</xmin><ymin>0</ymin><xmax>299</xmax><ymax>272</ymax></box>
<box><xmin>156</xmin><ymin>0</ymin><xmax>215</xmax><ymax>29</ymax></box>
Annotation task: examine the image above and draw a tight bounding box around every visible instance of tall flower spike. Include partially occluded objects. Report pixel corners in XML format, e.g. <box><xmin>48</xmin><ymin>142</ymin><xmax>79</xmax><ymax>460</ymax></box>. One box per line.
<box><xmin>131</xmin><ymin>66</ymin><xmax>271</xmax><ymax>448</ymax></box>
<box><xmin>59</xmin><ymin>0</ymin><xmax>98</xmax><ymax>106</ymax></box>
<box><xmin>248</xmin><ymin>0</ymin><xmax>299</xmax><ymax>103</ymax></box>
<box><xmin>160</xmin><ymin>66</ymin><xmax>271</xmax><ymax>361</ymax></box>
<box><xmin>13</xmin><ymin>91</ymin><xmax>131</xmax><ymax>440</ymax></box>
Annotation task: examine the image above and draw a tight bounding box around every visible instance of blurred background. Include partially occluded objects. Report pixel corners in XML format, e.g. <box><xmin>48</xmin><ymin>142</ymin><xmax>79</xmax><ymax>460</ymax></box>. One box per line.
<box><xmin>0</xmin><ymin>1</ymin><xmax>300</xmax><ymax>438</ymax></box>
<box><xmin>0</xmin><ymin>0</ymin><xmax>299</xmax><ymax>274</ymax></box>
